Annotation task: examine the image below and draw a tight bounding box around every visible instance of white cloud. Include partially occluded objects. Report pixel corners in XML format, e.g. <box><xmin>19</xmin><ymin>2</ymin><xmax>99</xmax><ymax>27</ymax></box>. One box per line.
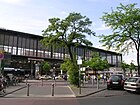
<box><xmin>0</xmin><ymin>0</ymin><xmax>27</xmax><ymax>5</ymax></box>
<box><xmin>118</xmin><ymin>0</ymin><xmax>130</xmax><ymax>3</ymax></box>
<box><xmin>123</xmin><ymin>51</ymin><xmax>137</xmax><ymax>65</ymax></box>
<box><xmin>57</xmin><ymin>11</ymin><xmax>69</xmax><ymax>18</ymax></box>
<box><xmin>87</xmin><ymin>0</ymin><xmax>106</xmax><ymax>2</ymax></box>
<box><xmin>60</xmin><ymin>11</ymin><xmax>68</xmax><ymax>15</ymax></box>
<box><xmin>95</xmin><ymin>24</ymin><xmax>110</xmax><ymax>31</ymax></box>
<box><xmin>87</xmin><ymin>0</ymin><xmax>130</xmax><ymax>3</ymax></box>
<box><xmin>0</xmin><ymin>16</ymin><xmax>48</xmax><ymax>35</ymax></box>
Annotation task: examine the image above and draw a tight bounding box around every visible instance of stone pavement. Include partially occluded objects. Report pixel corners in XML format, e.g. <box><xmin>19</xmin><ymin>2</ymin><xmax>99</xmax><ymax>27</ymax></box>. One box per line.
<box><xmin>0</xmin><ymin>82</ymin><xmax>27</xmax><ymax>97</ymax></box>
<box><xmin>71</xmin><ymin>81</ymin><xmax>107</xmax><ymax>97</ymax></box>
<box><xmin>0</xmin><ymin>79</ymin><xmax>107</xmax><ymax>98</ymax></box>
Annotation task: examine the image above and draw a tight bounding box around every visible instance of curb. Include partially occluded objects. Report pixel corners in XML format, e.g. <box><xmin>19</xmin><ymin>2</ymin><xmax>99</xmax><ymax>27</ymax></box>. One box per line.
<box><xmin>1</xmin><ymin>85</ymin><xmax>106</xmax><ymax>98</ymax></box>
<box><xmin>76</xmin><ymin>88</ymin><xmax>106</xmax><ymax>98</ymax></box>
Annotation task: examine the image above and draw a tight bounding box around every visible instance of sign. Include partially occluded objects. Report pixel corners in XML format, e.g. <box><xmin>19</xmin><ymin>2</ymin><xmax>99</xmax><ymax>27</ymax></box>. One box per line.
<box><xmin>28</xmin><ymin>58</ymin><xmax>44</xmax><ymax>61</ymax></box>
<box><xmin>77</xmin><ymin>59</ymin><xmax>82</xmax><ymax>65</ymax></box>
<box><xmin>77</xmin><ymin>56</ymin><xmax>82</xmax><ymax>65</ymax></box>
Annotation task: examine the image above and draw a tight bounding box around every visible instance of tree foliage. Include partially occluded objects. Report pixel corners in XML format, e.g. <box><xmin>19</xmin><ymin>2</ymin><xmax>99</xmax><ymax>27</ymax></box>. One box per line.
<box><xmin>85</xmin><ymin>52</ymin><xmax>110</xmax><ymax>71</ymax></box>
<box><xmin>60</xmin><ymin>58</ymin><xmax>79</xmax><ymax>86</ymax></box>
<box><xmin>41</xmin><ymin>61</ymin><xmax>51</xmax><ymax>75</ymax></box>
<box><xmin>41</xmin><ymin>12</ymin><xmax>95</xmax><ymax>62</ymax></box>
<box><xmin>121</xmin><ymin>61</ymin><xmax>136</xmax><ymax>77</ymax></box>
<box><xmin>60</xmin><ymin>58</ymin><xmax>71</xmax><ymax>72</ymax></box>
<box><xmin>121</xmin><ymin>61</ymin><xmax>129</xmax><ymax>76</ymax></box>
<box><xmin>41</xmin><ymin>12</ymin><xmax>95</xmax><ymax>85</ymax></box>
<box><xmin>129</xmin><ymin>62</ymin><xmax>136</xmax><ymax>76</ymax></box>
<box><xmin>99</xmin><ymin>3</ymin><xmax>140</xmax><ymax>75</ymax></box>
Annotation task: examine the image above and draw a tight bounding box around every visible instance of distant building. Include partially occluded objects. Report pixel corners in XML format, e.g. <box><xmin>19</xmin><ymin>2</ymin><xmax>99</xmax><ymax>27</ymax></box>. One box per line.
<box><xmin>0</xmin><ymin>28</ymin><xmax>122</xmax><ymax>77</ymax></box>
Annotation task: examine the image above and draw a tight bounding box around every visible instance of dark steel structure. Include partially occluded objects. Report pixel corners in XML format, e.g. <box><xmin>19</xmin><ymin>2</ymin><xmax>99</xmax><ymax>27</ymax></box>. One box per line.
<box><xmin>0</xmin><ymin>28</ymin><xmax>122</xmax><ymax>76</ymax></box>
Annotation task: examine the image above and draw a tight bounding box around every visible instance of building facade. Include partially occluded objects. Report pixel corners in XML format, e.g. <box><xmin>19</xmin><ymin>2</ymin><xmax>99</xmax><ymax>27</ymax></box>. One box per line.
<box><xmin>0</xmin><ymin>28</ymin><xmax>122</xmax><ymax>76</ymax></box>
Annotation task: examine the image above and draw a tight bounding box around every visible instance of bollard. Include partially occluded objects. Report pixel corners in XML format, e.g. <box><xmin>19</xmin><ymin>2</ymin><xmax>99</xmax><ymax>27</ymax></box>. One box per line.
<box><xmin>27</xmin><ymin>84</ymin><xmax>29</xmax><ymax>96</ymax></box>
<box><xmin>41</xmin><ymin>79</ymin><xmax>43</xmax><ymax>86</ymax></box>
<box><xmin>97</xmin><ymin>78</ymin><xmax>99</xmax><ymax>89</ymax></box>
<box><xmin>51</xmin><ymin>83</ymin><xmax>54</xmax><ymax>96</ymax></box>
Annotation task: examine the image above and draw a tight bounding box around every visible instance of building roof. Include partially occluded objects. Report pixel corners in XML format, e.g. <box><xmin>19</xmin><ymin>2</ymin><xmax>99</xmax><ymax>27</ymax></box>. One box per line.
<box><xmin>0</xmin><ymin>28</ymin><xmax>121</xmax><ymax>55</ymax></box>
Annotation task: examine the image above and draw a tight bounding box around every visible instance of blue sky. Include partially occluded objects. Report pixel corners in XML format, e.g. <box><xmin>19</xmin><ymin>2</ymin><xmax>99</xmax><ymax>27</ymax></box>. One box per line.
<box><xmin>0</xmin><ymin>0</ymin><xmax>139</xmax><ymax>64</ymax></box>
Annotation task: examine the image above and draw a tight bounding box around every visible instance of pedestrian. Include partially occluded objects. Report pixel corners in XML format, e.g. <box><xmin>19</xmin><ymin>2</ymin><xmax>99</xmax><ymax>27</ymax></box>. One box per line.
<box><xmin>0</xmin><ymin>76</ymin><xmax>6</xmax><ymax>93</ymax></box>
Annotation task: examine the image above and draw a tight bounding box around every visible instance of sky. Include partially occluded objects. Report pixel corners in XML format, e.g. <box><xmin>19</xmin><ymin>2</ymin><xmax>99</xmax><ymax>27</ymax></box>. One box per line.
<box><xmin>0</xmin><ymin>0</ymin><xmax>139</xmax><ymax>65</ymax></box>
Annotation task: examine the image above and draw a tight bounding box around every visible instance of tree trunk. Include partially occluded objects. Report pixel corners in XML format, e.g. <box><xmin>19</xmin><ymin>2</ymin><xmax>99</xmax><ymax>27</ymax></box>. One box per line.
<box><xmin>137</xmin><ymin>50</ymin><xmax>140</xmax><ymax>76</ymax></box>
<box><xmin>67</xmin><ymin>45</ymin><xmax>74</xmax><ymax>62</ymax></box>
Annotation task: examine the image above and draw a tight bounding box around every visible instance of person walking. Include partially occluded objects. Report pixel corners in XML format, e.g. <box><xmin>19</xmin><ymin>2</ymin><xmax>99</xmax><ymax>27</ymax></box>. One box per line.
<box><xmin>0</xmin><ymin>76</ymin><xmax>6</xmax><ymax>93</ymax></box>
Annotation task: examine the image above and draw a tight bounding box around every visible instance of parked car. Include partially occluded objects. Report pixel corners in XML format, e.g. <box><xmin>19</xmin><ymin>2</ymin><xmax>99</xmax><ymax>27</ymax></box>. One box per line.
<box><xmin>107</xmin><ymin>74</ymin><xmax>125</xmax><ymax>90</ymax></box>
<box><xmin>46</xmin><ymin>76</ymin><xmax>52</xmax><ymax>80</ymax></box>
<box><xmin>39</xmin><ymin>75</ymin><xmax>52</xmax><ymax>80</ymax></box>
<box><xmin>39</xmin><ymin>75</ymin><xmax>47</xmax><ymax>80</ymax></box>
<box><xmin>124</xmin><ymin>76</ymin><xmax>140</xmax><ymax>93</ymax></box>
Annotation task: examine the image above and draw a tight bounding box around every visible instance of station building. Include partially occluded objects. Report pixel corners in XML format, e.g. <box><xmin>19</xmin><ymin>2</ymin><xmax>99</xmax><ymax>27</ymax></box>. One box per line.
<box><xmin>0</xmin><ymin>28</ymin><xmax>122</xmax><ymax>77</ymax></box>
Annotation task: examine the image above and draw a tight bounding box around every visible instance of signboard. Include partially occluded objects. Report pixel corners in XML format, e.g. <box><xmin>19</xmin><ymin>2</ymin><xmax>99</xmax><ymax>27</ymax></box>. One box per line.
<box><xmin>28</xmin><ymin>58</ymin><xmax>44</xmax><ymax>61</ymax></box>
<box><xmin>77</xmin><ymin>59</ymin><xmax>82</xmax><ymax>65</ymax></box>
<box><xmin>77</xmin><ymin>56</ymin><xmax>82</xmax><ymax>65</ymax></box>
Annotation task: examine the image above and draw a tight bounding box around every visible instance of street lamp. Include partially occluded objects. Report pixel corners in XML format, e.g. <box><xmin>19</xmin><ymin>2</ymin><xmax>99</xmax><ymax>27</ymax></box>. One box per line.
<box><xmin>77</xmin><ymin>56</ymin><xmax>82</xmax><ymax>94</ymax></box>
<box><xmin>53</xmin><ymin>66</ymin><xmax>56</xmax><ymax>85</ymax></box>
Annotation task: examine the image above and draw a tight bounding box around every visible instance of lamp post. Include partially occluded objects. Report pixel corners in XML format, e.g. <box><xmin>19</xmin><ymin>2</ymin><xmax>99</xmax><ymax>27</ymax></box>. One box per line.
<box><xmin>77</xmin><ymin>56</ymin><xmax>82</xmax><ymax>94</ymax></box>
<box><xmin>53</xmin><ymin>66</ymin><xmax>56</xmax><ymax>85</ymax></box>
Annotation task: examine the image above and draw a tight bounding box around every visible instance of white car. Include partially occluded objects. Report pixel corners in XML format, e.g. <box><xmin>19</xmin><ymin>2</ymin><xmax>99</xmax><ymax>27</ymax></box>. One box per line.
<box><xmin>124</xmin><ymin>76</ymin><xmax>140</xmax><ymax>93</ymax></box>
<box><xmin>39</xmin><ymin>75</ymin><xmax>47</xmax><ymax>80</ymax></box>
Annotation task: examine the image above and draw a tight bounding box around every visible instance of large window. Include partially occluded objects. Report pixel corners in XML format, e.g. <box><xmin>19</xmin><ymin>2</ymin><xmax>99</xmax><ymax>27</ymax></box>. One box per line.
<box><xmin>13</xmin><ymin>36</ymin><xmax>17</xmax><ymax>47</ymax></box>
<box><xmin>4</xmin><ymin>34</ymin><xmax>9</xmax><ymax>46</ymax></box>
<box><xmin>0</xmin><ymin>34</ymin><xmax>4</xmax><ymax>45</ymax></box>
<box><xmin>117</xmin><ymin>55</ymin><xmax>122</xmax><ymax>66</ymax></box>
<box><xmin>0</xmin><ymin>29</ymin><xmax>122</xmax><ymax>68</ymax></box>
<box><xmin>112</xmin><ymin>55</ymin><xmax>117</xmax><ymax>65</ymax></box>
<box><xmin>107</xmin><ymin>53</ymin><xmax>112</xmax><ymax>64</ymax></box>
<box><xmin>100</xmin><ymin>52</ymin><xmax>106</xmax><ymax>60</ymax></box>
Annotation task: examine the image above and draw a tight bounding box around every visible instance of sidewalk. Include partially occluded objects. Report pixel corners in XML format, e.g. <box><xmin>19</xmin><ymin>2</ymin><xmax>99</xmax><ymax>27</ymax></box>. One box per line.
<box><xmin>0</xmin><ymin>82</ymin><xmax>27</xmax><ymax>97</ymax></box>
<box><xmin>71</xmin><ymin>81</ymin><xmax>107</xmax><ymax>97</ymax></box>
<box><xmin>1</xmin><ymin>80</ymin><xmax>107</xmax><ymax>98</ymax></box>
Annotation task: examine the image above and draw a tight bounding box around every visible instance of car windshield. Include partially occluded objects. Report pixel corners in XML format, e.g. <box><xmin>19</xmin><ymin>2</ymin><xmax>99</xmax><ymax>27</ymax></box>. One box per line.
<box><xmin>110</xmin><ymin>75</ymin><xmax>122</xmax><ymax>81</ymax></box>
<box><xmin>126</xmin><ymin>78</ymin><xmax>139</xmax><ymax>82</ymax></box>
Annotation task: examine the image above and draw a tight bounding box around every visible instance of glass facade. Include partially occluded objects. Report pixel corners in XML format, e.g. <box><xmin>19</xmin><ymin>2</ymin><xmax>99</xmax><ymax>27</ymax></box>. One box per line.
<box><xmin>0</xmin><ymin>29</ymin><xmax>122</xmax><ymax>69</ymax></box>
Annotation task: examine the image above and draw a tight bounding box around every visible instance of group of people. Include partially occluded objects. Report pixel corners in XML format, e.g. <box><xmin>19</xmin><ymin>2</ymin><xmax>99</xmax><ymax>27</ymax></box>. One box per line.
<box><xmin>0</xmin><ymin>75</ymin><xmax>8</xmax><ymax>93</ymax></box>
<box><xmin>0</xmin><ymin>75</ymin><xmax>21</xmax><ymax>93</ymax></box>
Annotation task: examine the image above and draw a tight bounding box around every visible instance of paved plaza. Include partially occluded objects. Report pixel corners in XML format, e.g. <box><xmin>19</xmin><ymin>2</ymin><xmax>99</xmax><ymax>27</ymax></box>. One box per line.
<box><xmin>0</xmin><ymin>79</ymin><xmax>107</xmax><ymax>98</ymax></box>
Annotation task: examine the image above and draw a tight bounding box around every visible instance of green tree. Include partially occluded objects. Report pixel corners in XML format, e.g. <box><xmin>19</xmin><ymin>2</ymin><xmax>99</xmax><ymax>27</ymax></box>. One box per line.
<box><xmin>61</xmin><ymin>58</ymin><xmax>79</xmax><ymax>86</ymax></box>
<box><xmin>41</xmin><ymin>12</ymin><xmax>95</xmax><ymax>85</ymax></box>
<box><xmin>41</xmin><ymin>61</ymin><xmax>51</xmax><ymax>75</ymax></box>
<box><xmin>41</xmin><ymin>12</ymin><xmax>95</xmax><ymax>62</ymax></box>
<box><xmin>121</xmin><ymin>61</ymin><xmax>129</xmax><ymax>76</ymax></box>
<box><xmin>129</xmin><ymin>62</ymin><xmax>136</xmax><ymax>77</ymax></box>
<box><xmin>99</xmin><ymin>3</ymin><xmax>140</xmax><ymax>75</ymax></box>
<box><xmin>86</xmin><ymin>52</ymin><xmax>110</xmax><ymax>75</ymax></box>
<box><xmin>60</xmin><ymin>58</ymin><xmax>70</xmax><ymax>72</ymax></box>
